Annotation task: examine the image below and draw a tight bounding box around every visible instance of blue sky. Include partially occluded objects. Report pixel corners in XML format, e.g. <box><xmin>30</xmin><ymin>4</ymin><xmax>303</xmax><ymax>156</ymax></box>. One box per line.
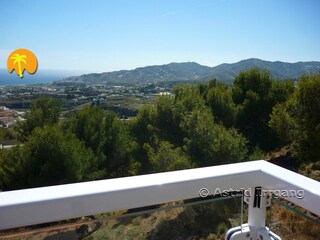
<box><xmin>0</xmin><ymin>0</ymin><xmax>319</xmax><ymax>73</ymax></box>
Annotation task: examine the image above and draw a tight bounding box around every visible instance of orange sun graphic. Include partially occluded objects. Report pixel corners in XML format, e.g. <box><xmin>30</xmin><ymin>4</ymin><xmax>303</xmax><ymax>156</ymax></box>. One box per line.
<box><xmin>7</xmin><ymin>49</ymin><xmax>38</xmax><ymax>78</ymax></box>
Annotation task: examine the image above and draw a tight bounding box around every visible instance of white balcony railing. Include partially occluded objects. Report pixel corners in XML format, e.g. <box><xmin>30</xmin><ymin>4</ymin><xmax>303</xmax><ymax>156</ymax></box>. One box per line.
<box><xmin>0</xmin><ymin>160</ymin><xmax>319</xmax><ymax>239</ymax></box>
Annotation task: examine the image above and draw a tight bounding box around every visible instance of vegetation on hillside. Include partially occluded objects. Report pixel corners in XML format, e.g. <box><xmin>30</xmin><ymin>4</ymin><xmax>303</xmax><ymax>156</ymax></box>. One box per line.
<box><xmin>0</xmin><ymin>69</ymin><xmax>319</xmax><ymax>239</ymax></box>
<box><xmin>1</xmin><ymin>69</ymin><xmax>319</xmax><ymax>190</ymax></box>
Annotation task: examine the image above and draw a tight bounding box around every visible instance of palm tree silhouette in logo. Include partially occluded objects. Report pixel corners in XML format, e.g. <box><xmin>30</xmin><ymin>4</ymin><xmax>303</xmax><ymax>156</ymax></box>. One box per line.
<box><xmin>7</xmin><ymin>49</ymin><xmax>38</xmax><ymax>78</ymax></box>
<box><xmin>10</xmin><ymin>54</ymin><xmax>27</xmax><ymax>78</ymax></box>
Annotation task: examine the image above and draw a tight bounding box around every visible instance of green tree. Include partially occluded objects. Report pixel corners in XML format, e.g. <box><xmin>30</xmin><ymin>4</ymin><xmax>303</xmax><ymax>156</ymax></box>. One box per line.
<box><xmin>65</xmin><ymin>106</ymin><xmax>106</xmax><ymax>156</ymax></box>
<box><xmin>232</xmin><ymin>68</ymin><xmax>272</xmax><ymax>105</ymax></box>
<box><xmin>132</xmin><ymin>105</ymin><xmax>157</xmax><ymax>145</ymax></box>
<box><xmin>155</xmin><ymin>95</ymin><xmax>184</xmax><ymax>145</ymax></box>
<box><xmin>1</xmin><ymin>126</ymin><xmax>95</xmax><ymax>189</ymax></box>
<box><xmin>173</xmin><ymin>84</ymin><xmax>206</xmax><ymax>117</ymax></box>
<box><xmin>181</xmin><ymin>108</ymin><xmax>247</xmax><ymax>166</ymax></box>
<box><xmin>269</xmin><ymin>79</ymin><xmax>295</xmax><ymax>104</ymax></box>
<box><xmin>104</xmin><ymin>118</ymin><xmax>139</xmax><ymax>177</ymax></box>
<box><xmin>0</xmin><ymin>128</ymin><xmax>17</xmax><ymax>142</ymax></box>
<box><xmin>270</xmin><ymin>73</ymin><xmax>320</xmax><ymax>161</ymax></box>
<box><xmin>207</xmin><ymin>84</ymin><xmax>236</xmax><ymax>127</ymax></box>
<box><xmin>0</xmin><ymin>147</ymin><xmax>25</xmax><ymax>190</ymax></box>
<box><xmin>25</xmin><ymin>126</ymin><xmax>96</xmax><ymax>187</ymax></box>
<box><xmin>16</xmin><ymin>97</ymin><xmax>62</xmax><ymax>141</ymax></box>
<box><xmin>269</xmin><ymin>100</ymin><xmax>296</xmax><ymax>146</ymax></box>
<box><xmin>144</xmin><ymin>141</ymin><xmax>194</xmax><ymax>173</ymax></box>
<box><xmin>232</xmin><ymin>68</ymin><xmax>293</xmax><ymax>150</ymax></box>
<box><xmin>132</xmin><ymin>84</ymin><xmax>249</xmax><ymax>171</ymax></box>
<box><xmin>131</xmin><ymin>105</ymin><xmax>158</xmax><ymax>174</ymax></box>
<box><xmin>296</xmin><ymin>74</ymin><xmax>320</xmax><ymax>161</ymax></box>
<box><xmin>232</xmin><ymin>68</ymin><xmax>273</xmax><ymax>150</ymax></box>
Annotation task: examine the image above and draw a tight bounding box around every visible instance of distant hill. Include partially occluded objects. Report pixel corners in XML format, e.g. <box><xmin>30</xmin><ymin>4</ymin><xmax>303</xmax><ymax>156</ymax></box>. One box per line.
<box><xmin>57</xmin><ymin>62</ymin><xmax>211</xmax><ymax>85</ymax></box>
<box><xmin>203</xmin><ymin>58</ymin><xmax>320</xmax><ymax>83</ymax></box>
<box><xmin>56</xmin><ymin>58</ymin><xmax>320</xmax><ymax>85</ymax></box>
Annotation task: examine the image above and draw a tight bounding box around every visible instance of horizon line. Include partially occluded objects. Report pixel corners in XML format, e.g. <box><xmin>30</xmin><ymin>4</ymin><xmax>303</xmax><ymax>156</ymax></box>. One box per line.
<box><xmin>0</xmin><ymin>58</ymin><xmax>319</xmax><ymax>75</ymax></box>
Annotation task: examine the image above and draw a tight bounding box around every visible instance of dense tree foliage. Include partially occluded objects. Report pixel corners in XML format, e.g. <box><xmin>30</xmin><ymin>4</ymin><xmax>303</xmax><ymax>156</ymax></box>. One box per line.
<box><xmin>270</xmin><ymin>73</ymin><xmax>320</xmax><ymax>161</ymax></box>
<box><xmin>104</xmin><ymin>118</ymin><xmax>139</xmax><ymax>177</ymax></box>
<box><xmin>1</xmin><ymin>69</ymin><xmax>319</xmax><ymax>191</ymax></box>
<box><xmin>206</xmin><ymin>81</ymin><xmax>236</xmax><ymax>127</ymax></box>
<box><xmin>144</xmin><ymin>141</ymin><xmax>194</xmax><ymax>173</ymax></box>
<box><xmin>65</xmin><ymin>106</ymin><xmax>106</xmax><ymax>155</ymax></box>
<box><xmin>0</xmin><ymin>126</ymin><xmax>95</xmax><ymax>189</ymax></box>
<box><xmin>232</xmin><ymin>68</ymin><xmax>294</xmax><ymax>150</ymax></box>
<box><xmin>15</xmin><ymin>97</ymin><xmax>62</xmax><ymax>141</ymax></box>
<box><xmin>180</xmin><ymin>107</ymin><xmax>247</xmax><ymax>166</ymax></box>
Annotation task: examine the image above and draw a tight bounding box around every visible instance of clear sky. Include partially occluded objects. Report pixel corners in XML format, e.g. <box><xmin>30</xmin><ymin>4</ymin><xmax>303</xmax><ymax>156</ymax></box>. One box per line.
<box><xmin>0</xmin><ymin>0</ymin><xmax>319</xmax><ymax>73</ymax></box>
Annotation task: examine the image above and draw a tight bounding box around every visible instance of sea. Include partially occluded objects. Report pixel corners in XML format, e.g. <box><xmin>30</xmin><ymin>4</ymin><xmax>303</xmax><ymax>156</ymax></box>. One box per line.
<box><xmin>0</xmin><ymin>69</ymin><xmax>83</xmax><ymax>87</ymax></box>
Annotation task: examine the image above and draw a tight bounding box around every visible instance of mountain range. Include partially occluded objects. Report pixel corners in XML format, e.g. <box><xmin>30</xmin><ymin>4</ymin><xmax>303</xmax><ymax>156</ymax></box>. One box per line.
<box><xmin>57</xmin><ymin>58</ymin><xmax>320</xmax><ymax>85</ymax></box>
